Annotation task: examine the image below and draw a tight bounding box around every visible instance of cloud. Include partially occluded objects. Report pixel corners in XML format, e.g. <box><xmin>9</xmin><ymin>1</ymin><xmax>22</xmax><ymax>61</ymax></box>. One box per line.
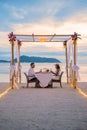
<box><xmin>1</xmin><ymin>0</ymin><xmax>87</xmax><ymax>23</ymax></box>
<box><xmin>0</xmin><ymin>19</ymin><xmax>87</xmax><ymax>51</ymax></box>
<box><xmin>12</xmin><ymin>8</ymin><xmax>27</xmax><ymax>19</ymax></box>
<box><xmin>68</xmin><ymin>9</ymin><xmax>87</xmax><ymax>24</ymax></box>
<box><xmin>0</xmin><ymin>31</ymin><xmax>10</xmax><ymax>46</ymax></box>
<box><xmin>3</xmin><ymin>3</ymin><xmax>27</xmax><ymax>19</ymax></box>
<box><xmin>11</xmin><ymin>14</ymin><xmax>87</xmax><ymax>38</ymax></box>
<box><xmin>2</xmin><ymin>0</ymin><xmax>66</xmax><ymax>21</ymax></box>
<box><xmin>0</xmin><ymin>6</ymin><xmax>87</xmax><ymax>57</ymax></box>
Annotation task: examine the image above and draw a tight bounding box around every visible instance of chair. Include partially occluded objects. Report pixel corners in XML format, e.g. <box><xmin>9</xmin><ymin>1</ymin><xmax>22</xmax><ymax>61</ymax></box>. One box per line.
<box><xmin>51</xmin><ymin>71</ymin><xmax>64</xmax><ymax>88</ymax></box>
<box><xmin>24</xmin><ymin>72</ymin><xmax>36</xmax><ymax>88</ymax></box>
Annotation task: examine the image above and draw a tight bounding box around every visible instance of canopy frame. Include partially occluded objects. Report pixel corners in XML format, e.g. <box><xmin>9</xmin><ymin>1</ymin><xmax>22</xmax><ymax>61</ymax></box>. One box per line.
<box><xmin>8</xmin><ymin>32</ymin><xmax>80</xmax><ymax>89</ymax></box>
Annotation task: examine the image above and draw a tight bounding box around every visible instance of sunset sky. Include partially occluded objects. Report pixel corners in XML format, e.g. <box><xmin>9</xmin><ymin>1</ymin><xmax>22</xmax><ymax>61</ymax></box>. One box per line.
<box><xmin>0</xmin><ymin>0</ymin><xmax>87</xmax><ymax>63</ymax></box>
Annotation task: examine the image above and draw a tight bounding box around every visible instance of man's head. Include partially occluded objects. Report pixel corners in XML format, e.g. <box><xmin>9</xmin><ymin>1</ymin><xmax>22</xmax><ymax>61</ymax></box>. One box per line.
<box><xmin>30</xmin><ymin>62</ymin><xmax>35</xmax><ymax>68</ymax></box>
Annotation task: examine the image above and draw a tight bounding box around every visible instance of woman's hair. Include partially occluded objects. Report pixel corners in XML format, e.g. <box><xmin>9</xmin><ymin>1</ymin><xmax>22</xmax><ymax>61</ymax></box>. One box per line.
<box><xmin>55</xmin><ymin>64</ymin><xmax>60</xmax><ymax>69</ymax></box>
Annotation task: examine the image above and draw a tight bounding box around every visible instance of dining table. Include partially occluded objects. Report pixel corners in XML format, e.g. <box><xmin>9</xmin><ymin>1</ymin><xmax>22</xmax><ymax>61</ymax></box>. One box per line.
<box><xmin>35</xmin><ymin>72</ymin><xmax>53</xmax><ymax>87</ymax></box>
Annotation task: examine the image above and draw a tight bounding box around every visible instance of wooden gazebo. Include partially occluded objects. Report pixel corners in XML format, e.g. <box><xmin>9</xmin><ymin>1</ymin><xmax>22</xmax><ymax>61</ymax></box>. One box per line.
<box><xmin>8</xmin><ymin>32</ymin><xmax>80</xmax><ymax>89</ymax></box>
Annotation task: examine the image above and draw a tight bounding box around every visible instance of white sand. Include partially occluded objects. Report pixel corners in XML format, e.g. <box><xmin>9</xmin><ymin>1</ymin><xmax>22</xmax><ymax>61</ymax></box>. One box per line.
<box><xmin>0</xmin><ymin>82</ymin><xmax>87</xmax><ymax>130</ymax></box>
<box><xmin>0</xmin><ymin>82</ymin><xmax>10</xmax><ymax>93</ymax></box>
<box><xmin>78</xmin><ymin>82</ymin><xmax>87</xmax><ymax>93</ymax></box>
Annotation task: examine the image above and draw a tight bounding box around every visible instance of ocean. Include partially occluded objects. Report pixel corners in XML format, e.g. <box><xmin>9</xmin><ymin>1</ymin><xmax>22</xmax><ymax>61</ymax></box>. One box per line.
<box><xmin>0</xmin><ymin>63</ymin><xmax>87</xmax><ymax>83</ymax></box>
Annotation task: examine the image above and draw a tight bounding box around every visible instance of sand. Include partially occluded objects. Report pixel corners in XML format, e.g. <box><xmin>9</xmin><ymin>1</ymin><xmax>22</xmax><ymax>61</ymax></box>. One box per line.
<box><xmin>0</xmin><ymin>82</ymin><xmax>10</xmax><ymax>93</ymax></box>
<box><xmin>0</xmin><ymin>82</ymin><xmax>87</xmax><ymax>130</ymax></box>
<box><xmin>78</xmin><ymin>82</ymin><xmax>87</xmax><ymax>93</ymax></box>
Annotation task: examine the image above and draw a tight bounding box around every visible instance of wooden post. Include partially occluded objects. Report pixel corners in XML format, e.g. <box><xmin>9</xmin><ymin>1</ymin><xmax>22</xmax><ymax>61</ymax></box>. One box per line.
<box><xmin>17</xmin><ymin>40</ymin><xmax>22</xmax><ymax>84</ymax></box>
<box><xmin>11</xmin><ymin>41</ymin><xmax>15</xmax><ymax>89</ymax></box>
<box><xmin>63</xmin><ymin>41</ymin><xmax>69</xmax><ymax>84</ymax></box>
<box><xmin>69</xmin><ymin>62</ymin><xmax>71</xmax><ymax>84</ymax></box>
<box><xmin>18</xmin><ymin>45</ymin><xmax>21</xmax><ymax>83</ymax></box>
<box><xmin>65</xmin><ymin>44</ymin><xmax>69</xmax><ymax>84</ymax></box>
<box><xmin>72</xmin><ymin>32</ymin><xmax>78</xmax><ymax>89</ymax></box>
<box><xmin>8</xmin><ymin>32</ymin><xmax>16</xmax><ymax>89</ymax></box>
<box><xmin>69</xmin><ymin>60</ymin><xmax>73</xmax><ymax>84</ymax></box>
<box><xmin>73</xmin><ymin>40</ymin><xmax>77</xmax><ymax>88</ymax></box>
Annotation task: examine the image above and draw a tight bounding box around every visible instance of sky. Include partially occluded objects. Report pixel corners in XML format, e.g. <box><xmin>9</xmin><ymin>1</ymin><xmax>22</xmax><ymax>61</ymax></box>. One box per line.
<box><xmin>0</xmin><ymin>0</ymin><xmax>87</xmax><ymax>63</ymax></box>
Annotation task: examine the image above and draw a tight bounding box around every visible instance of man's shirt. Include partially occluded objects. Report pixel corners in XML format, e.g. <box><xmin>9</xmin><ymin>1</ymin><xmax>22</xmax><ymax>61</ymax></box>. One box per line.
<box><xmin>28</xmin><ymin>67</ymin><xmax>35</xmax><ymax>80</ymax></box>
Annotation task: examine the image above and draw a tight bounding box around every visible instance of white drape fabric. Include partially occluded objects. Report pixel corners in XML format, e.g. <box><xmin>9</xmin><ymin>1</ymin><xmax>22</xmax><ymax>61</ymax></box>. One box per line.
<box><xmin>10</xmin><ymin>65</ymin><xmax>16</xmax><ymax>79</ymax></box>
<box><xmin>10</xmin><ymin>65</ymin><xmax>19</xmax><ymax>89</ymax></box>
<box><xmin>67</xmin><ymin>39</ymin><xmax>80</xmax><ymax>80</ymax></box>
<box><xmin>35</xmin><ymin>72</ymin><xmax>53</xmax><ymax>87</ymax></box>
<box><xmin>72</xmin><ymin>65</ymin><xmax>80</xmax><ymax>80</ymax></box>
<box><xmin>67</xmin><ymin>39</ymin><xmax>74</xmax><ymax>66</ymax></box>
<box><xmin>15</xmin><ymin>40</ymin><xmax>19</xmax><ymax>63</ymax></box>
<box><xmin>15</xmin><ymin>41</ymin><xmax>22</xmax><ymax>84</ymax></box>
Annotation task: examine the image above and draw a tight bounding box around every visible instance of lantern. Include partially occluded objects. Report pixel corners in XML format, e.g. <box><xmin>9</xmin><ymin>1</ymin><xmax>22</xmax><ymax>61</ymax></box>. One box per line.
<box><xmin>39</xmin><ymin>37</ymin><xmax>46</xmax><ymax>42</ymax></box>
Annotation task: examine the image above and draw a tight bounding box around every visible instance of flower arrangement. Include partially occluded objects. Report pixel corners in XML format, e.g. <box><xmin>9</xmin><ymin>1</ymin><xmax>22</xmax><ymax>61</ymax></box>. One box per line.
<box><xmin>72</xmin><ymin>32</ymin><xmax>77</xmax><ymax>45</ymax></box>
<box><xmin>71</xmin><ymin>32</ymin><xmax>77</xmax><ymax>40</ymax></box>
<box><xmin>17</xmin><ymin>40</ymin><xmax>22</xmax><ymax>48</ymax></box>
<box><xmin>8</xmin><ymin>32</ymin><xmax>16</xmax><ymax>42</ymax></box>
<box><xmin>63</xmin><ymin>41</ymin><xmax>67</xmax><ymax>48</ymax></box>
<box><xmin>40</xmin><ymin>68</ymin><xmax>49</xmax><ymax>72</ymax></box>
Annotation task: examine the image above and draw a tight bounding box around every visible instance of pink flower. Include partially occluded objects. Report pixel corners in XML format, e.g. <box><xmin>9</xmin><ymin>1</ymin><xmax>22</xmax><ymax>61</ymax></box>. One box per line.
<box><xmin>63</xmin><ymin>41</ymin><xmax>67</xmax><ymax>46</ymax></box>
<box><xmin>72</xmin><ymin>32</ymin><xmax>77</xmax><ymax>40</ymax></box>
<box><xmin>17</xmin><ymin>40</ymin><xmax>22</xmax><ymax>46</ymax></box>
<box><xmin>8</xmin><ymin>32</ymin><xmax>16</xmax><ymax>41</ymax></box>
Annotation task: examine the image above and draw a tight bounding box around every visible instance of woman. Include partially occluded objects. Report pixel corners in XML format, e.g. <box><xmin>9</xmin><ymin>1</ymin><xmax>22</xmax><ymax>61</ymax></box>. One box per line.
<box><xmin>47</xmin><ymin>64</ymin><xmax>60</xmax><ymax>88</ymax></box>
<box><xmin>51</xmin><ymin>64</ymin><xmax>60</xmax><ymax>76</ymax></box>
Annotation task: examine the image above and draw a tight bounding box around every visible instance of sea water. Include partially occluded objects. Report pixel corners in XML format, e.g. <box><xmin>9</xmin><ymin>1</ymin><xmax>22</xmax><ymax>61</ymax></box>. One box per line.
<box><xmin>0</xmin><ymin>63</ymin><xmax>87</xmax><ymax>83</ymax></box>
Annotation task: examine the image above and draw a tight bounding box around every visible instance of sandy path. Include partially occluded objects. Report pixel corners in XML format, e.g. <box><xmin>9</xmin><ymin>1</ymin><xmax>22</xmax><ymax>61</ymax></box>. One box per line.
<box><xmin>78</xmin><ymin>82</ymin><xmax>87</xmax><ymax>93</ymax></box>
<box><xmin>0</xmin><ymin>83</ymin><xmax>10</xmax><ymax>93</ymax></box>
<box><xmin>0</xmin><ymin>83</ymin><xmax>87</xmax><ymax>130</ymax></box>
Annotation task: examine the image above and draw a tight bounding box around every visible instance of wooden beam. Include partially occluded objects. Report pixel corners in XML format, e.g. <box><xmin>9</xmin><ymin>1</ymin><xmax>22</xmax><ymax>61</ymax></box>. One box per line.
<box><xmin>21</xmin><ymin>40</ymin><xmax>68</xmax><ymax>42</ymax></box>
<box><xmin>65</xmin><ymin>44</ymin><xmax>69</xmax><ymax>84</ymax></box>
<box><xmin>32</xmin><ymin>33</ymin><xmax>35</xmax><ymax>42</ymax></box>
<box><xmin>49</xmin><ymin>34</ymin><xmax>56</xmax><ymax>41</ymax></box>
<box><xmin>15</xmin><ymin>34</ymin><xmax>81</xmax><ymax>37</ymax></box>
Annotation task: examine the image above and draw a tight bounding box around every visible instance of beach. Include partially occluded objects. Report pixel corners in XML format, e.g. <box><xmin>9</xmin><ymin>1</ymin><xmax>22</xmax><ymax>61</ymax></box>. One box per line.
<box><xmin>0</xmin><ymin>82</ymin><xmax>10</xmax><ymax>93</ymax></box>
<box><xmin>0</xmin><ymin>0</ymin><xmax>87</xmax><ymax>129</ymax></box>
<box><xmin>0</xmin><ymin>82</ymin><xmax>87</xmax><ymax>130</ymax></box>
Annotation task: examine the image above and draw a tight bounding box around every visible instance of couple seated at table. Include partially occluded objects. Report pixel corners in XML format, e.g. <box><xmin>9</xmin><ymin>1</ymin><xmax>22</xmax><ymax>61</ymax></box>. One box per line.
<box><xmin>28</xmin><ymin>62</ymin><xmax>60</xmax><ymax>88</ymax></box>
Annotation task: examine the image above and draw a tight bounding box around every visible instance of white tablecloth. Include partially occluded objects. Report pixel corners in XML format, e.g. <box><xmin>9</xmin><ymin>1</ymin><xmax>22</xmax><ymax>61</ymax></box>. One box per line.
<box><xmin>35</xmin><ymin>72</ymin><xmax>53</xmax><ymax>87</ymax></box>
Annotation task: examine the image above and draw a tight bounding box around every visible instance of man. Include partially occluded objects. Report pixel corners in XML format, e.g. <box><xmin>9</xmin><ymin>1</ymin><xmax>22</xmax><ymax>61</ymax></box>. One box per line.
<box><xmin>28</xmin><ymin>62</ymin><xmax>40</xmax><ymax>88</ymax></box>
